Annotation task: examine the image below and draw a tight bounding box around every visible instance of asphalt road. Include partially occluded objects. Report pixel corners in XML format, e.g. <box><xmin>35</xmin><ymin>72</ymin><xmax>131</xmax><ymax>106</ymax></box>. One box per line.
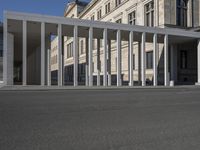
<box><xmin>0</xmin><ymin>87</ymin><xmax>200</xmax><ymax>150</ymax></box>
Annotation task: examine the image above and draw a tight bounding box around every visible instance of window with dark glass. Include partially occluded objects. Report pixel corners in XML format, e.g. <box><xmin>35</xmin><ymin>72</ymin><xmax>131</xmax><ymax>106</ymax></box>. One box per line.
<box><xmin>67</xmin><ymin>42</ymin><xmax>73</xmax><ymax>58</ymax></box>
<box><xmin>116</xmin><ymin>19</ymin><xmax>122</xmax><ymax>24</ymax></box>
<box><xmin>180</xmin><ymin>50</ymin><xmax>187</xmax><ymax>69</ymax></box>
<box><xmin>128</xmin><ymin>11</ymin><xmax>136</xmax><ymax>25</ymax></box>
<box><xmin>133</xmin><ymin>54</ymin><xmax>135</xmax><ymax>70</ymax></box>
<box><xmin>80</xmin><ymin>40</ymin><xmax>84</xmax><ymax>54</ymax></box>
<box><xmin>115</xmin><ymin>0</ymin><xmax>121</xmax><ymax>7</ymax></box>
<box><xmin>146</xmin><ymin>51</ymin><xmax>153</xmax><ymax>69</ymax></box>
<box><xmin>97</xmin><ymin>9</ymin><xmax>102</xmax><ymax>20</ymax></box>
<box><xmin>105</xmin><ymin>2</ymin><xmax>111</xmax><ymax>14</ymax></box>
<box><xmin>177</xmin><ymin>0</ymin><xmax>188</xmax><ymax>27</ymax></box>
<box><xmin>145</xmin><ymin>1</ymin><xmax>154</xmax><ymax>27</ymax></box>
<box><xmin>91</xmin><ymin>15</ymin><xmax>95</xmax><ymax>20</ymax></box>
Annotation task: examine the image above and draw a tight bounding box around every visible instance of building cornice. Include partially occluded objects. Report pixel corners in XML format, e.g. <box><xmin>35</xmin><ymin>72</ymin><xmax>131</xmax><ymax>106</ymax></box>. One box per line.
<box><xmin>79</xmin><ymin>0</ymin><xmax>99</xmax><ymax>18</ymax></box>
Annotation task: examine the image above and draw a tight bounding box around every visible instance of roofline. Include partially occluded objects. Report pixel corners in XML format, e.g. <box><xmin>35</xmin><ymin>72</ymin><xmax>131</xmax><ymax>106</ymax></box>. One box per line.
<box><xmin>4</xmin><ymin>11</ymin><xmax>200</xmax><ymax>39</ymax></box>
<box><xmin>78</xmin><ymin>0</ymin><xmax>99</xmax><ymax>18</ymax></box>
<box><xmin>64</xmin><ymin>3</ymin><xmax>76</xmax><ymax>17</ymax></box>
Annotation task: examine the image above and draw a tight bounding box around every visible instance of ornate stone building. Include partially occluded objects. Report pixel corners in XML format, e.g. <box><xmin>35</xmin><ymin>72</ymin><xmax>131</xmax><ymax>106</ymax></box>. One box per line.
<box><xmin>51</xmin><ymin>0</ymin><xmax>200</xmax><ymax>85</ymax></box>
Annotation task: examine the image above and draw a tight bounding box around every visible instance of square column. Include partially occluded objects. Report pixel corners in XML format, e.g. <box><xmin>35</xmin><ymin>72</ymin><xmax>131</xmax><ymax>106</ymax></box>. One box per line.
<box><xmin>97</xmin><ymin>38</ymin><xmax>101</xmax><ymax>86</ymax></box>
<box><xmin>103</xmin><ymin>28</ymin><xmax>108</xmax><ymax>86</ymax></box>
<box><xmin>57</xmin><ymin>24</ymin><xmax>63</xmax><ymax>86</ymax></box>
<box><xmin>3</xmin><ymin>18</ymin><xmax>14</xmax><ymax>85</ymax></box>
<box><xmin>22</xmin><ymin>20</ymin><xmax>27</xmax><ymax>86</ymax></box>
<box><xmin>3</xmin><ymin>17</ymin><xmax>7</xmax><ymax>85</ymax></box>
<box><xmin>196</xmin><ymin>40</ymin><xmax>200</xmax><ymax>85</ymax></box>
<box><xmin>138</xmin><ymin>42</ymin><xmax>141</xmax><ymax>85</ymax></box>
<box><xmin>41</xmin><ymin>22</ymin><xmax>45</xmax><ymax>86</ymax></box>
<box><xmin>47</xmin><ymin>47</ymin><xmax>51</xmax><ymax>86</ymax></box>
<box><xmin>129</xmin><ymin>31</ymin><xmax>134</xmax><ymax>86</ymax></box>
<box><xmin>164</xmin><ymin>34</ymin><xmax>169</xmax><ymax>86</ymax></box>
<box><xmin>141</xmin><ymin>32</ymin><xmax>146</xmax><ymax>86</ymax></box>
<box><xmin>117</xmin><ymin>30</ymin><xmax>122</xmax><ymax>86</ymax></box>
<box><xmin>73</xmin><ymin>26</ymin><xmax>78</xmax><ymax>87</ymax></box>
<box><xmin>153</xmin><ymin>34</ymin><xmax>158</xmax><ymax>86</ymax></box>
<box><xmin>85</xmin><ymin>38</ymin><xmax>89</xmax><ymax>86</ymax></box>
<box><xmin>108</xmin><ymin>39</ymin><xmax>112</xmax><ymax>86</ymax></box>
<box><xmin>89</xmin><ymin>27</ymin><xmax>93</xmax><ymax>86</ymax></box>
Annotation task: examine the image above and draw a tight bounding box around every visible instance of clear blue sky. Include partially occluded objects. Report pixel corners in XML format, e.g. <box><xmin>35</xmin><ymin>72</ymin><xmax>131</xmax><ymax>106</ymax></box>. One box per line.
<box><xmin>0</xmin><ymin>0</ymin><xmax>91</xmax><ymax>22</ymax></box>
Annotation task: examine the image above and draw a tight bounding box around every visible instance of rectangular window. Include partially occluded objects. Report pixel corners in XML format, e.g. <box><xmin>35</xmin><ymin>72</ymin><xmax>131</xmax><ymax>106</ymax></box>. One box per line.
<box><xmin>115</xmin><ymin>0</ymin><xmax>121</xmax><ymax>7</ymax></box>
<box><xmin>176</xmin><ymin>0</ymin><xmax>188</xmax><ymax>27</ymax></box>
<box><xmin>80</xmin><ymin>40</ymin><xmax>84</xmax><ymax>54</ymax></box>
<box><xmin>133</xmin><ymin>54</ymin><xmax>135</xmax><ymax>70</ymax></box>
<box><xmin>91</xmin><ymin>15</ymin><xmax>95</xmax><ymax>20</ymax></box>
<box><xmin>116</xmin><ymin>19</ymin><xmax>122</xmax><ymax>24</ymax></box>
<box><xmin>67</xmin><ymin>42</ymin><xmax>73</xmax><ymax>58</ymax></box>
<box><xmin>97</xmin><ymin>9</ymin><xmax>102</xmax><ymax>20</ymax></box>
<box><xmin>128</xmin><ymin>11</ymin><xmax>136</xmax><ymax>25</ymax></box>
<box><xmin>146</xmin><ymin>51</ymin><xmax>153</xmax><ymax>69</ymax></box>
<box><xmin>145</xmin><ymin>1</ymin><xmax>154</xmax><ymax>27</ymax></box>
<box><xmin>105</xmin><ymin>2</ymin><xmax>111</xmax><ymax>14</ymax></box>
<box><xmin>180</xmin><ymin>50</ymin><xmax>187</xmax><ymax>69</ymax></box>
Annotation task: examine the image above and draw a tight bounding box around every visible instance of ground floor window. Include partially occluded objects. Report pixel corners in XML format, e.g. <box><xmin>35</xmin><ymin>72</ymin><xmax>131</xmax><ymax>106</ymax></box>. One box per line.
<box><xmin>146</xmin><ymin>51</ymin><xmax>153</xmax><ymax>69</ymax></box>
<box><xmin>180</xmin><ymin>50</ymin><xmax>187</xmax><ymax>69</ymax></box>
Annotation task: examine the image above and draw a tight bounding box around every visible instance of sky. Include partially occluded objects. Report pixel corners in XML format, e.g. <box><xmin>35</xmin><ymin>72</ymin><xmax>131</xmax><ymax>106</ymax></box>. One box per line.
<box><xmin>0</xmin><ymin>0</ymin><xmax>91</xmax><ymax>22</ymax></box>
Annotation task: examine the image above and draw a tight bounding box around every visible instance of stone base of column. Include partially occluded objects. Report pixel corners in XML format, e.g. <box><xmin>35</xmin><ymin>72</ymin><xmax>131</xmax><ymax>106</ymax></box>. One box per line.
<box><xmin>195</xmin><ymin>82</ymin><xmax>200</xmax><ymax>86</ymax></box>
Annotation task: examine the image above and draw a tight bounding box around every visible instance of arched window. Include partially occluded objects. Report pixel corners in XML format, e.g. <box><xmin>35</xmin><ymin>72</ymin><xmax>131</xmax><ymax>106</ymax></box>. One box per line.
<box><xmin>177</xmin><ymin>0</ymin><xmax>188</xmax><ymax>27</ymax></box>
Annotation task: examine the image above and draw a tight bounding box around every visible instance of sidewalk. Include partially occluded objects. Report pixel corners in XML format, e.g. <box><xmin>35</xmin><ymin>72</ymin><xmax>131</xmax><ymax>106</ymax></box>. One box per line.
<box><xmin>0</xmin><ymin>84</ymin><xmax>199</xmax><ymax>91</ymax></box>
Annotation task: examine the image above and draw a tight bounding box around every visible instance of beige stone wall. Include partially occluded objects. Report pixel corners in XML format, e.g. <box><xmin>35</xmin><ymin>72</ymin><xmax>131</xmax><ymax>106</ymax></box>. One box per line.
<box><xmin>51</xmin><ymin>0</ymin><xmax>200</xmax><ymax>83</ymax></box>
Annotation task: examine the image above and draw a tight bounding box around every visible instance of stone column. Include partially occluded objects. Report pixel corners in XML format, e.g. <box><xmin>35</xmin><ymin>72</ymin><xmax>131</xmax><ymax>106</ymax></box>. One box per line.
<box><xmin>129</xmin><ymin>31</ymin><xmax>134</xmax><ymax>86</ymax></box>
<box><xmin>170</xmin><ymin>45</ymin><xmax>174</xmax><ymax>82</ymax></box>
<box><xmin>153</xmin><ymin>33</ymin><xmax>158</xmax><ymax>86</ymax></box>
<box><xmin>117</xmin><ymin>30</ymin><xmax>122</xmax><ymax>86</ymax></box>
<box><xmin>97</xmin><ymin>38</ymin><xmax>101</xmax><ymax>86</ymax></box>
<box><xmin>196</xmin><ymin>40</ymin><xmax>200</xmax><ymax>85</ymax></box>
<box><xmin>89</xmin><ymin>27</ymin><xmax>93</xmax><ymax>86</ymax></box>
<box><xmin>138</xmin><ymin>42</ymin><xmax>141</xmax><ymax>85</ymax></box>
<box><xmin>85</xmin><ymin>38</ymin><xmax>89</xmax><ymax>86</ymax></box>
<box><xmin>164</xmin><ymin>34</ymin><xmax>169</xmax><ymax>86</ymax></box>
<box><xmin>73</xmin><ymin>26</ymin><xmax>78</xmax><ymax>87</ymax></box>
<box><xmin>58</xmin><ymin>24</ymin><xmax>63</xmax><ymax>86</ymax></box>
<box><xmin>23</xmin><ymin>20</ymin><xmax>27</xmax><ymax>86</ymax></box>
<box><xmin>47</xmin><ymin>45</ymin><xmax>51</xmax><ymax>86</ymax></box>
<box><xmin>3</xmin><ymin>18</ymin><xmax>7</xmax><ymax>85</ymax></box>
<box><xmin>41</xmin><ymin>22</ymin><xmax>45</xmax><ymax>86</ymax></box>
<box><xmin>103</xmin><ymin>28</ymin><xmax>108</xmax><ymax>86</ymax></box>
<box><xmin>108</xmin><ymin>39</ymin><xmax>111</xmax><ymax>86</ymax></box>
<box><xmin>141</xmin><ymin>32</ymin><xmax>146</xmax><ymax>86</ymax></box>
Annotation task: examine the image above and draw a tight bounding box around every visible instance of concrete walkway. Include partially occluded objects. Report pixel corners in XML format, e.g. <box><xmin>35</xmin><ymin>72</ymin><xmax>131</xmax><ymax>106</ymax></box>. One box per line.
<box><xmin>0</xmin><ymin>84</ymin><xmax>200</xmax><ymax>91</ymax></box>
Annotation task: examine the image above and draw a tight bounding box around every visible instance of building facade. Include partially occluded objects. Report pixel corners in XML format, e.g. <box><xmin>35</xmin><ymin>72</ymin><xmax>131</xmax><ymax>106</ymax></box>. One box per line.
<box><xmin>51</xmin><ymin>0</ymin><xmax>200</xmax><ymax>86</ymax></box>
<box><xmin>2</xmin><ymin>1</ymin><xmax>200</xmax><ymax>87</ymax></box>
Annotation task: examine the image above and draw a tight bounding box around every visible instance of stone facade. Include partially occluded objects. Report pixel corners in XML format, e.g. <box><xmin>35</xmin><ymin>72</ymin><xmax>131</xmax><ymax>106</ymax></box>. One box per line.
<box><xmin>50</xmin><ymin>0</ymin><xmax>200</xmax><ymax>85</ymax></box>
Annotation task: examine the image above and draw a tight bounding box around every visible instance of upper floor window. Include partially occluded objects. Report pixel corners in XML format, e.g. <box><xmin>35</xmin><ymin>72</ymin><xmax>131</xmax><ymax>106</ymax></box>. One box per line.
<box><xmin>128</xmin><ymin>11</ymin><xmax>136</xmax><ymax>25</ymax></box>
<box><xmin>97</xmin><ymin>9</ymin><xmax>102</xmax><ymax>20</ymax></box>
<box><xmin>105</xmin><ymin>2</ymin><xmax>111</xmax><ymax>14</ymax></box>
<box><xmin>115</xmin><ymin>0</ymin><xmax>121</xmax><ymax>7</ymax></box>
<box><xmin>116</xmin><ymin>19</ymin><xmax>122</xmax><ymax>24</ymax></box>
<box><xmin>177</xmin><ymin>0</ymin><xmax>188</xmax><ymax>27</ymax></box>
<box><xmin>145</xmin><ymin>1</ymin><xmax>154</xmax><ymax>27</ymax></box>
<box><xmin>91</xmin><ymin>15</ymin><xmax>95</xmax><ymax>20</ymax></box>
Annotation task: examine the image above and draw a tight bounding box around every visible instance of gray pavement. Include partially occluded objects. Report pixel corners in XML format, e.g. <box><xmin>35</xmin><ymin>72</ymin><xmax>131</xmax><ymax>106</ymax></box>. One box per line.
<box><xmin>0</xmin><ymin>87</ymin><xmax>200</xmax><ymax>150</ymax></box>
